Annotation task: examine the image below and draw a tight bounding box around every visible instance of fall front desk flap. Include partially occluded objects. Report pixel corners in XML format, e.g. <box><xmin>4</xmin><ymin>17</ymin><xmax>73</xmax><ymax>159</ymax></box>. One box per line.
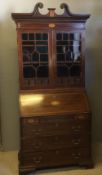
<box><xmin>19</xmin><ymin>89</ymin><xmax>90</xmax><ymax>117</ymax></box>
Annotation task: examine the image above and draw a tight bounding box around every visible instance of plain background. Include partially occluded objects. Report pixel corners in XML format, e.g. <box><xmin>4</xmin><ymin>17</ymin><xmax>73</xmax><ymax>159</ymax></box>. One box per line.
<box><xmin>0</xmin><ymin>0</ymin><xmax>102</xmax><ymax>150</ymax></box>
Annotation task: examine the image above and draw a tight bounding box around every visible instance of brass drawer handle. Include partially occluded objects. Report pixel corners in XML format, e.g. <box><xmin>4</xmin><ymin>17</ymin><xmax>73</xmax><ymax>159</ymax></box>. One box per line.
<box><xmin>34</xmin><ymin>142</ymin><xmax>42</xmax><ymax>149</ymax></box>
<box><xmin>33</xmin><ymin>156</ymin><xmax>42</xmax><ymax>164</ymax></box>
<box><xmin>78</xmin><ymin>115</ymin><xmax>85</xmax><ymax>119</ymax></box>
<box><xmin>72</xmin><ymin>153</ymin><xmax>75</xmax><ymax>156</ymax></box>
<box><xmin>27</xmin><ymin>119</ymin><xmax>34</xmax><ymax>123</ymax></box>
<box><xmin>75</xmin><ymin>156</ymin><xmax>79</xmax><ymax>159</ymax></box>
<box><xmin>72</xmin><ymin>153</ymin><xmax>80</xmax><ymax>158</ymax></box>
<box><xmin>27</xmin><ymin>119</ymin><xmax>39</xmax><ymax>124</ymax></box>
<box><xmin>74</xmin><ymin>129</ymin><xmax>80</xmax><ymax>132</ymax></box>
<box><xmin>72</xmin><ymin>125</ymin><xmax>80</xmax><ymax>131</ymax></box>
<box><xmin>32</xmin><ymin>128</ymin><xmax>42</xmax><ymax>133</ymax></box>
<box><xmin>72</xmin><ymin>139</ymin><xmax>80</xmax><ymax>145</ymax></box>
<box><xmin>72</xmin><ymin>126</ymin><xmax>80</xmax><ymax>129</ymax></box>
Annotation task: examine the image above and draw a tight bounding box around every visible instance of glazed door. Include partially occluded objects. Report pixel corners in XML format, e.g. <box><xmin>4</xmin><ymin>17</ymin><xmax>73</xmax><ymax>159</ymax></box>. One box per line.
<box><xmin>54</xmin><ymin>31</ymin><xmax>83</xmax><ymax>87</ymax></box>
<box><xmin>19</xmin><ymin>31</ymin><xmax>53</xmax><ymax>89</ymax></box>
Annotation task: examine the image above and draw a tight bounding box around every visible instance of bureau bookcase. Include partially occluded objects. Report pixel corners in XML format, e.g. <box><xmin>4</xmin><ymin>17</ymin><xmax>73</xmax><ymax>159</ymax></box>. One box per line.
<box><xmin>12</xmin><ymin>3</ymin><xmax>93</xmax><ymax>175</ymax></box>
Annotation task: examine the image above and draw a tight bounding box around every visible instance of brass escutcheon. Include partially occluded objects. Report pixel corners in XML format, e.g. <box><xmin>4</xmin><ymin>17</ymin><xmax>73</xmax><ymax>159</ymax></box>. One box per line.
<box><xmin>49</xmin><ymin>23</ymin><xmax>55</xmax><ymax>28</ymax></box>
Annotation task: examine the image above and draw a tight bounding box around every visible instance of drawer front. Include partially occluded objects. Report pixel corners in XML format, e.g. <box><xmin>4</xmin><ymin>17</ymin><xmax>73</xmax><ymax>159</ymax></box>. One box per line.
<box><xmin>20</xmin><ymin>147</ymin><xmax>91</xmax><ymax>168</ymax></box>
<box><xmin>20</xmin><ymin>149</ymin><xmax>75</xmax><ymax>167</ymax></box>
<box><xmin>21</xmin><ymin>115</ymin><xmax>91</xmax><ymax>136</ymax></box>
<box><xmin>21</xmin><ymin>134</ymin><xmax>91</xmax><ymax>152</ymax></box>
<box><xmin>21</xmin><ymin>116</ymin><xmax>74</xmax><ymax>135</ymax></box>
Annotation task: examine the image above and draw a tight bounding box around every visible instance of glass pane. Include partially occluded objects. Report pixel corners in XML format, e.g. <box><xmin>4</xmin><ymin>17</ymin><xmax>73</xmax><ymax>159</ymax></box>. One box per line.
<box><xmin>74</xmin><ymin>33</ymin><xmax>80</xmax><ymax>41</ymax></box>
<box><xmin>57</xmin><ymin>66</ymin><xmax>68</xmax><ymax>77</ymax></box>
<box><xmin>23</xmin><ymin>55</ymin><xmax>29</xmax><ymax>62</ymax></box>
<box><xmin>23</xmin><ymin>46</ymin><xmax>35</xmax><ymax>62</ymax></box>
<box><xmin>36</xmin><ymin>33</ymin><xmax>42</xmax><ymax>40</ymax></box>
<box><xmin>23</xmin><ymin>66</ymin><xmax>35</xmax><ymax>78</ymax></box>
<box><xmin>22</xmin><ymin>41</ymin><xmax>34</xmax><ymax>45</ymax></box>
<box><xmin>43</xmin><ymin>33</ymin><xmax>48</xmax><ymax>40</ymax></box>
<box><xmin>56</xmin><ymin>46</ymin><xmax>64</xmax><ymax>53</ymax></box>
<box><xmin>35</xmin><ymin>33</ymin><xmax>48</xmax><ymax>40</ymax></box>
<box><xmin>36</xmin><ymin>46</ymin><xmax>48</xmax><ymax>53</ymax></box>
<box><xmin>66</xmin><ymin>51</ymin><xmax>74</xmax><ymax>61</ymax></box>
<box><xmin>22</xmin><ymin>33</ymin><xmax>28</xmax><ymax>40</ymax></box>
<box><xmin>70</xmin><ymin>65</ymin><xmax>81</xmax><ymax>76</ymax></box>
<box><xmin>63</xmin><ymin>33</ymin><xmax>68</xmax><ymax>40</ymax></box>
<box><xmin>57</xmin><ymin>54</ymin><xmax>65</xmax><ymax>61</ymax></box>
<box><xmin>40</xmin><ymin>54</ymin><xmax>48</xmax><ymax>62</ymax></box>
<box><xmin>57</xmin><ymin>41</ymin><xmax>68</xmax><ymax>45</ymax></box>
<box><xmin>23</xmin><ymin>46</ymin><xmax>34</xmax><ymax>52</ymax></box>
<box><xmin>36</xmin><ymin>41</ymin><xmax>48</xmax><ymax>45</ymax></box>
<box><xmin>69</xmin><ymin>33</ymin><xmax>74</xmax><ymax>40</ymax></box>
<box><xmin>32</xmin><ymin>51</ymin><xmax>39</xmax><ymax>62</ymax></box>
<box><xmin>69</xmin><ymin>46</ymin><xmax>73</xmax><ymax>52</ymax></box>
<box><xmin>56</xmin><ymin>33</ymin><xmax>62</xmax><ymax>40</ymax></box>
<box><xmin>29</xmin><ymin>33</ymin><xmax>34</xmax><ymax>40</ymax></box>
<box><xmin>37</xmin><ymin>66</ymin><xmax>48</xmax><ymax>77</ymax></box>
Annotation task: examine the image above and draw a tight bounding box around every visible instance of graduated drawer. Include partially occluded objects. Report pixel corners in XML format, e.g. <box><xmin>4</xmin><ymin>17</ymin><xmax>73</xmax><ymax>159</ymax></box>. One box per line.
<box><xmin>20</xmin><ymin>115</ymin><xmax>91</xmax><ymax>136</ymax></box>
<box><xmin>20</xmin><ymin>147</ymin><xmax>91</xmax><ymax>168</ymax></box>
<box><xmin>21</xmin><ymin>134</ymin><xmax>91</xmax><ymax>152</ymax></box>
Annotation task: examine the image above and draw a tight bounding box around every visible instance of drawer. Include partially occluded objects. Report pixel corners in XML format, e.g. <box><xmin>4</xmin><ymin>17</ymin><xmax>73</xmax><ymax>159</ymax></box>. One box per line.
<box><xmin>20</xmin><ymin>115</ymin><xmax>90</xmax><ymax>136</ymax></box>
<box><xmin>21</xmin><ymin>124</ymin><xmax>74</xmax><ymax>136</ymax></box>
<box><xmin>21</xmin><ymin>123</ymin><xmax>90</xmax><ymax>136</ymax></box>
<box><xmin>21</xmin><ymin>116</ymin><xmax>74</xmax><ymax>128</ymax></box>
<box><xmin>21</xmin><ymin>114</ymin><xmax>90</xmax><ymax>127</ymax></box>
<box><xmin>21</xmin><ymin>134</ymin><xmax>91</xmax><ymax>152</ymax></box>
<box><xmin>20</xmin><ymin>147</ymin><xmax>91</xmax><ymax>168</ymax></box>
<box><xmin>20</xmin><ymin>149</ymin><xmax>75</xmax><ymax>167</ymax></box>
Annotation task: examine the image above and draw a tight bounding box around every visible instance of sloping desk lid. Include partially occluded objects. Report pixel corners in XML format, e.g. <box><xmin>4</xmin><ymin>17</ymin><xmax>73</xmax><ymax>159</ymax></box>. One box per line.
<box><xmin>19</xmin><ymin>89</ymin><xmax>91</xmax><ymax>117</ymax></box>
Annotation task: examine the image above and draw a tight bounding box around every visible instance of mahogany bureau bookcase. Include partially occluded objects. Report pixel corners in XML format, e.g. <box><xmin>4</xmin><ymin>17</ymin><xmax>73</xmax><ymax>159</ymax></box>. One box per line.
<box><xmin>12</xmin><ymin>3</ymin><xmax>93</xmax><ymax>175</ymax></box>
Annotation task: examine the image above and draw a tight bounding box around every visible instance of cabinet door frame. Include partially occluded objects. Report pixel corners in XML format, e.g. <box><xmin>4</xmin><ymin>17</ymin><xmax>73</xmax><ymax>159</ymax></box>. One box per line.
<box><xmin>17</xmin><ymin>26</ymin><xmax>54</xmax><ymax>89</ymax></box>
<box><xmin>52</xmin><ymin>27</ymin><xmax>85</xmax><ymax>88</ymax></box>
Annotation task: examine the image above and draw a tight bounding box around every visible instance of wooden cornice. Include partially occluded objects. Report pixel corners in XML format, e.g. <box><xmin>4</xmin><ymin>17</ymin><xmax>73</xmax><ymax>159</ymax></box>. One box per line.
<box><xmin>12</xmin><ymin>2</ymin><xmax>90</xmax><ymax>23</ymax></box>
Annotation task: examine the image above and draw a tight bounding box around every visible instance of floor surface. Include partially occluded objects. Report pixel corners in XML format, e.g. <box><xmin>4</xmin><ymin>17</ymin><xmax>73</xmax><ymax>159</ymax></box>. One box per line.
<box><xmin>0</xmin><ymin>143</ymin><xmax>102</xmax><ymax>175</ymax></box>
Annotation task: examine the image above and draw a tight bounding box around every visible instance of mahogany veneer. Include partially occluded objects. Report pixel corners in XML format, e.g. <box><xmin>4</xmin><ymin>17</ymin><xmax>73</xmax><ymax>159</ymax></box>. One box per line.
<box><xmin>12</xmin><ymin>3</ymin><xmax>93</xmax><ymax>175</ymax></box>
